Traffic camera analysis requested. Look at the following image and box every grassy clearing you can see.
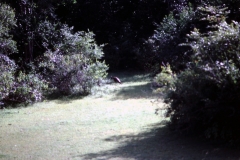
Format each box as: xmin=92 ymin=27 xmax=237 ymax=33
xmin=0 ymin=71 xmax=240 ymax=160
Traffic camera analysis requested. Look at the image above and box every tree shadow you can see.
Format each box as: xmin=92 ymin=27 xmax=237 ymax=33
xmin=110 ymin=82 xmax=160 ymax=100
xmin=75 ymin=122 xmax=240 ymax=160
xmin=45 ymin=93 xmax=86 ymax=104
xmin=108 ymin=71 xmax=152 ymax=83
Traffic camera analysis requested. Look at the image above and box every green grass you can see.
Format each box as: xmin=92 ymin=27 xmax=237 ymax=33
xmin=0 ymin=71 xmax=240 ymax=160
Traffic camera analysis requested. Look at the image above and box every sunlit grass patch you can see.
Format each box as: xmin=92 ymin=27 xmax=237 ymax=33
xmin=90 ymin=71 xmax=154 ymax=99
xmin=0 ymin=71 xmax=169 ymax=159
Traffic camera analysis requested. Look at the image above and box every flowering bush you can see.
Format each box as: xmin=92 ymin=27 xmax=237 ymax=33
xmin=39 ymin=25 xmax=108 ymax=96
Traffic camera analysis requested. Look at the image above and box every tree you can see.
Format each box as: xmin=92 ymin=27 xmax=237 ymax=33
xmin=143 ymin=5 xmax=195 ymax=73
xmin=2 ymin=0 xmax=69 ymax=68
xmin=0 ymin=3 xmax=17 ymax=104
xmin=0 ymin=1 xmax=108 ymax=105
xmin=56 ymin=0 xmax=168 ymax=70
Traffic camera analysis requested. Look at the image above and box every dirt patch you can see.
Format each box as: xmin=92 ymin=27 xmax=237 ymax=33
xmin=0 ymin=72 xmax=240 ymax=160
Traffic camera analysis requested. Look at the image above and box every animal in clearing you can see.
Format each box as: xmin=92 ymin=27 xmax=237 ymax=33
xmin=111 ymin=76 xmax=121 ymax=84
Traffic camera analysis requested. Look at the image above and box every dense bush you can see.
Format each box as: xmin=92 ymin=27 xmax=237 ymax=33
xmin=0 ymin=3 xmax=17 ymax=55
xmin=0 ymin=3 xmax=108 ymax=106
xmin=0 ymin=3 xmax=49 ymax=106
xmin=164 ymin=6 xmax=240 ymax=142
xmin=4 ymin=70 xmax=48 ymax=105
xmin=0 ymin=4 xmax=17 ymax=105
xmin=38 ymin=25 xmax=108 ymax=96
xmin=143 ymin=5 xmax=195 ymax=73
xmin=0 ymin=54 xmax=16 ymax=104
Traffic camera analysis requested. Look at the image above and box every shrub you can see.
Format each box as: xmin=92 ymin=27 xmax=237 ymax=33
xmin=0 ymin=4 xmax=17 ymax=106
xmin=0 ymin=4 xmax=50 ymax=106
xmin=152 ymin=63 xmax=175 ymax=93
xmin=143 ymin=5 xmax=195 ymax=73
xmin=0 ymin=3 xmax=17 ymax=55
xmin=39 ymin=25 xmax=108 ymax=96
xmin=4 ymin=70 xmax=49 ymax=105
xmin=165 ymin=6 xmax=240 ymax=142
xmin=0 ymin=54 xmax=16 ymax=104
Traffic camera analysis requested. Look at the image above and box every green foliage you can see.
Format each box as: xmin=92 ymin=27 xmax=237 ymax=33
xmin=152 ymin=64 xmax=175 ymax=93
xmin=0 ymin=3 xmax=17 ymax=55
xmin=5 ymin=71 xmax=49 ymax=105
xmin=0 ymin=4 xmax=17 ymax=105
xmin=39 ymin=25 xmax=108 ymax=96
xmin=0 ymin=54 xmax=16 ymax=103
xmin=144 ymin=5 xmax=195 ymax=72
xmin=37 ymin=21 xmax=62 ymax=49
xmin=1 ymin=0 xmax=67 ymax=67
xmin=165 ymin=6 xmax=240 ymax=142
xmin=0 ymin=2 xmax=108 ymax=106
xmin=56 ymin=0 xmax=169 ymax=70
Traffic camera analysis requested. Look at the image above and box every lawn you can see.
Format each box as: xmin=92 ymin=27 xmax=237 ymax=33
xmin=0 ymin=71 xmax=240 ymax=160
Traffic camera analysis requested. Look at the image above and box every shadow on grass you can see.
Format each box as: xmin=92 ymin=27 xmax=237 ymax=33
xmin=75 ymin=122 xmax=240 ymax=160
xmin=0 ymin=154 xmax=9 ymax=159
xmin=108 ymin=71 xmax=151 ymax=83
xmin=111 ymin=82 xmax=160 ymax=100
xmin=45 ymin=93 xmax=86 ymax=104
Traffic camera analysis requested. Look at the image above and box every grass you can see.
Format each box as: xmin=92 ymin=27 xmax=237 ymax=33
xmin=0 ymin=71 xmax=240 ymax=160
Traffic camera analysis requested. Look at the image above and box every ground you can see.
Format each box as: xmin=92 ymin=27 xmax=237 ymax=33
xmin=0 ymin=71 xmax=240 ymax=160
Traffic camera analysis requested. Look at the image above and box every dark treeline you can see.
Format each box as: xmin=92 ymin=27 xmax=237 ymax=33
xmin=55 ymin=0 xmax=240 ymax=70
xmin=56 ymin=0 xmax=168 ymax=70
xmin=3 ymin=0 xmax=240 ymax=70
